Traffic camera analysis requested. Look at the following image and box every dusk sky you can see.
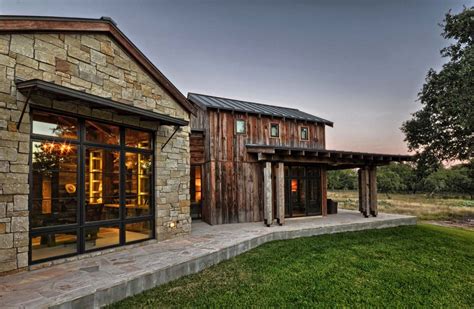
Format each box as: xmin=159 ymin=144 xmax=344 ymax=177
xmin=1 ymin=0 xmax=471 ymax=154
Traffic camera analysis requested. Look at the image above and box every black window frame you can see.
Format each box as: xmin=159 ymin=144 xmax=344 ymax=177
xmin=29 ymin=107 xmax=155 ymax=265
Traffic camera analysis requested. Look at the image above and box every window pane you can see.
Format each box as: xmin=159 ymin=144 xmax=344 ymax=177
xmin=236 ymin=120 xmax=246 ymax=134
xmin=191 ymin=165 xmax=202 ymax=203
xmin=126 ymin=220 xmax=152 ymax=243
xmin=31 ymin=141 xmax=78 ymax=227
xmin=30 ymin=198 xmax=77 ymax=228
xmin=32 ymin=141 xmax=77 ymax=172
xmin=125 ymin=129 xmax=152 ymax=149
xmin=270 ymin=124 xmax=279 ymax=137
xmin=85 ymin=225 xmax=120 ymax=251
xmin=301 ymin=127 xmax=309 ymax=140
xmin=85 ymin=148 xmax=120 ymax=221
xmin=31 ymin=231 xmax=77 ymax=261
xmin=85 ymin=120 xmax=120 ymax=145
xmin=32 ymin=111 xmax=78 ymax=139
xmin=125 ymin=152 xmax=152 ymax=217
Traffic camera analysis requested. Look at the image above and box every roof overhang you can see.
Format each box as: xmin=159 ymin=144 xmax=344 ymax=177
xmin=16 ymin=79 xmax=189 ymax=126
xmin=246 ymin=144 xmax=412 ymax=169
xmin=0 ymin=15 xmax=196 ymax=115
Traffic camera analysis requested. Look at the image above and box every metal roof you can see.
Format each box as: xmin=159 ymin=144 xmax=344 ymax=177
xmin=188 ymin=93 xmax=333 ymax=126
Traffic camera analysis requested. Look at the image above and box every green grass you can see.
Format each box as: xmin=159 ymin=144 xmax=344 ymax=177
xmin=110 ymin=225 xmax=474 ymax=308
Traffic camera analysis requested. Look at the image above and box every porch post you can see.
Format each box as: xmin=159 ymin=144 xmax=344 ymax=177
xmin=263 ymin=161 xmax=273 ymax=226
xmin=369 ymin=166 xmax=378 ymax=217
xmin=358 ymin=167 xmax=370 ymax=217
xmin=275 ymin=162 xmax=285 ymax=225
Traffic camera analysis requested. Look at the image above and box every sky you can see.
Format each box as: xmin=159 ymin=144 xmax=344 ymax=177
xmin=0 ymin=0 xmax=471 ymax=154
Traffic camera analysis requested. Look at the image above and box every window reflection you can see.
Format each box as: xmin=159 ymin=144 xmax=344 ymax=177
xmin=126 ymin=221 xmax=152 ymax=243
xmin=125 ymin=128 xmax=152 ymax=149
xmin=85 ymin=148 xmax=120 ymax=221
xmin=32 ymin=111 xmax=78 ymax=139
xmin=270 ymin=123 xmax=279 ymax=137
xmin=301 ymin=127 xmax=309 ymax=141
xmin=85 ymin=120 xmax=120 ymax=144
xmin=31 ymin=231 xmax=77 ymax=262
xmin=31 ymin=141 xmax=78 ymax=228
xmin=85 ymin=225 xmax=120 ymax=251
xmin=125 ymin=152 xmax=151 ymax=217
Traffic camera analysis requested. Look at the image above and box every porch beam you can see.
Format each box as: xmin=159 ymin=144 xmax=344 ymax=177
xmin=275 ymin=162 xmax=285 ymax=225
xmin=263 ymin=161 xmax=273 ymax=227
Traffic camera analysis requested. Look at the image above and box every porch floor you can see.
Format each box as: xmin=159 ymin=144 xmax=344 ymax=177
xmin=0 ymin=210 xmax=416 ymax=308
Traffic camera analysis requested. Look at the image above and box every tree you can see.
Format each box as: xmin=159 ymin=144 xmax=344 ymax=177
xmin=377 ymin=168 xmax=405 ymax=198
xmin=401 ymin=7 xmax=474 ymax=165
xmin=328 ymin=169 xmax=357 ymax=190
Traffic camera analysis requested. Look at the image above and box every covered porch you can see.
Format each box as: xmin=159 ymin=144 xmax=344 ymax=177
xmin=246 ymin=144 xmax=412 ymax=226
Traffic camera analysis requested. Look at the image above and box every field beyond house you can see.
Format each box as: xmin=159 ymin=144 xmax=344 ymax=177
xmin=329 ymin=191 xmax=474 ymax=227
xmin=110 ymin=225 xmax=473 ymax=308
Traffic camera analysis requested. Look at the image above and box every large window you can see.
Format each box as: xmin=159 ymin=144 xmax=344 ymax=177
xmin=30 ymin=110 xmax=154 ymax=263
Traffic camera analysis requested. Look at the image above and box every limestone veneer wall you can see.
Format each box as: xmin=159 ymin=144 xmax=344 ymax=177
xmin=0 ymin=32 xmax=191 ymax=274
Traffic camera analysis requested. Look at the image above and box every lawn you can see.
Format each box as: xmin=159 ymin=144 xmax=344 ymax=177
xmin=329 ymin=190 xmax=474 ymax=223
xmin=110 ymin=224 xmax=473 ymax=308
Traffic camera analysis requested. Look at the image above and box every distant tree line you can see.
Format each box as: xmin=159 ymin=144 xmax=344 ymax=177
xmin=327 ymin=160 xmax=473 ymax=199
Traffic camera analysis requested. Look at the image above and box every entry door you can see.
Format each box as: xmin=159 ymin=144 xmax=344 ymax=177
xmin=285 ymin=166 xmax=322 ymax=217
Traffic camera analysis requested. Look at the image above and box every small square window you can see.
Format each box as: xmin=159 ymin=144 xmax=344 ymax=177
xmin=236 ymin=119 xmax=246 ymax=134
xmin=300 ymin=127 xmax=309 ymax=141
xmin=270 ymin=124 xmax=279 ymax=137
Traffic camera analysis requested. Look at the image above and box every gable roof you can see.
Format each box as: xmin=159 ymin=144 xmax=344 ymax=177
xmin=188 ymin=93 xmax=333 ymax=126
xmin=0 ymin=15 xmax=196 ymax=115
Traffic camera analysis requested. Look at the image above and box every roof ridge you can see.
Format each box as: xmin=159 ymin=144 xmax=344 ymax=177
xmin=188 ymin=92 xmax=301 ymax=112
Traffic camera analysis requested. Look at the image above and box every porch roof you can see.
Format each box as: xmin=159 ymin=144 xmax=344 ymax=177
xmin=246 ymin=144 xmax=413 ymax=169
xmin=16 ymin=79 xmax=189 ymax=126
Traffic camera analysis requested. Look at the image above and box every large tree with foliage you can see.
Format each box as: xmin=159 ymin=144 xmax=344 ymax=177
xmin=401 ymin=7 xmax=473 ymax=165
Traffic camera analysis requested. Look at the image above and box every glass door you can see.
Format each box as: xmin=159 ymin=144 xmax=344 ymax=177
xmin=285 ymin=165 xmax=322 ymax=217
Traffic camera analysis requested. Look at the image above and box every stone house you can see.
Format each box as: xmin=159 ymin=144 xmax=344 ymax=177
xmin=0 ymin=16 xmax=195 ymax=274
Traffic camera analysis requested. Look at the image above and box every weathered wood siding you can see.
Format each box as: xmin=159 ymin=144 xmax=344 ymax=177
xmin=190 ymin=108 xmax=327 ymax=224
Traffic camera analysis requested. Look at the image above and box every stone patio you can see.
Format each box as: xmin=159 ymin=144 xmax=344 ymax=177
xmin=0 ymin=210 xmax=416 ymax=308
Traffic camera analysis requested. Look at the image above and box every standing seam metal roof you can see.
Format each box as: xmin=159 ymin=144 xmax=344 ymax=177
xmin=187 ymin=93 xmax=333 ymax=126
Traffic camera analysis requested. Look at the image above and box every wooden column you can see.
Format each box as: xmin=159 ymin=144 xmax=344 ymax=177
xmin=321 ymin=167 xmax=328 ymax=216
xmin=263 ymin=161 xmax=273 ymax=226
xmin=275 ymin=162 xmax=285 ymax=225
xmin=369 ymin=166 xmax=378 ymax=217
xmin=358 ymin=167 xmax=370 ymax=217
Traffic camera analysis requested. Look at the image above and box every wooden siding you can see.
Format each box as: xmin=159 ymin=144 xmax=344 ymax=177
xmin=190 ymin=109 xmax=327 ymax=225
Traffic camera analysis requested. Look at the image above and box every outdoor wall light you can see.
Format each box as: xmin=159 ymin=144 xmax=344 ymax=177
xmin=169 ymin=222 xmax=176 ymax=228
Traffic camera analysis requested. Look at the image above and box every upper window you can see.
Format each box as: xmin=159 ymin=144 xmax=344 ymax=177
xmin=270 ymin=123 xmax=279 ymax=138
xmin=300 ymin=127 xmax=309 ymax=141
xmin=236 ymin=119 xmax=246 ymax=134
xmin=32 ymin=111 xmax=78 ymax=139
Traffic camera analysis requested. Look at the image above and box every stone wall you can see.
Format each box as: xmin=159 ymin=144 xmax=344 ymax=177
xmin=0 ymin=32 xmax=191 ymax=274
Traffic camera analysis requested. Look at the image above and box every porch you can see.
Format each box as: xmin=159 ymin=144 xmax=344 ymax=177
xmin=0 ymin=210 xmax=415 ymax=308
xmin=248 ymin=144 xmax=412 ymax=225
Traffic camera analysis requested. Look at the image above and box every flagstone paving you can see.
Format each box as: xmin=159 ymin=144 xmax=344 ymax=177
xmin=0 ymin=210 xmax=416 ymax=308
